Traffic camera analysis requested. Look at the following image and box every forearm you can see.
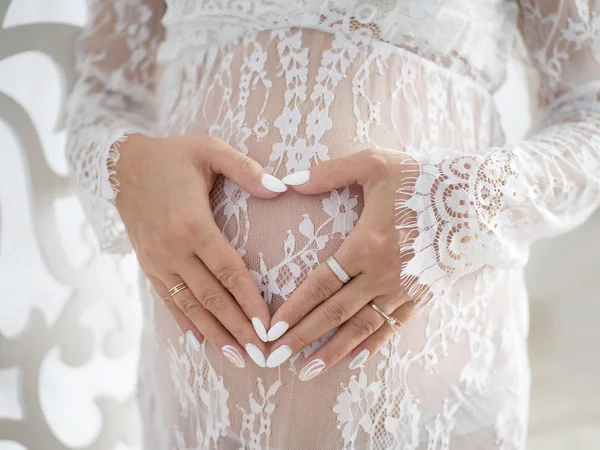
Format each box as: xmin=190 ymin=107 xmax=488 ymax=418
xmin=65 ymin=0 xmax=164 ymax=254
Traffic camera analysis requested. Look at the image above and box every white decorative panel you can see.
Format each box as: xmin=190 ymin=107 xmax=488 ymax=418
xmin=0 ymin=368 xmax=23 ymax=420
xmin=0 ymin=1 xmax=142 ymax=449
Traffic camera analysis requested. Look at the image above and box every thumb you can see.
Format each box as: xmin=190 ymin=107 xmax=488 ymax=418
xmin=280 ymin=149 xmax=378 ymax=195
xmin=207 ymin=137 xmax=287 ymax=199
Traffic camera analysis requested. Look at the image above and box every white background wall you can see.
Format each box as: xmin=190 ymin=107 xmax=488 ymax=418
xmin=0 ymin=1 xmax=599 ymax=448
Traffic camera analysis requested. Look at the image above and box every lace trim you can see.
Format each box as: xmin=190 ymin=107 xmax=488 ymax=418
xmin=395 ymin=154 xmax=442 ymax=308
xmin=395 ymin=150 xmax=518 ymax=308
xmin=106 ymin=131 xmax=144 ymax=203
xmin=85 ymin=129 xmax=139 ymax=255
xmin=106 ymin=133 xmax=128 ymax=202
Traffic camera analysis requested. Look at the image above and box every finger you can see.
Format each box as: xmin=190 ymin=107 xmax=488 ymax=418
xmin=266 ymin=274 xmax=380 ymax=368
xmin=165 ymin=264 xmax=268 ymax=366
xmin=348 ymin=301 xmax=415 ymax=370
xmin=280 ymin=148 xmax=411 ymax=194
xmin=295 ymin=296 xmax=399 ymax=381
xmin=205 ymin=136 xmax=287 ymax=197
xmin=165 ymin=257 xmax=267 ymax=354
xmin=267 ymin=238 xmax=363 ymax=342
xmin=146 ymin=273 xmax=204 ymax=342
xmin=193 ymin=219 xmax=271 ymax=343
xmin=157 ymin=274 xmax=249 ymax=368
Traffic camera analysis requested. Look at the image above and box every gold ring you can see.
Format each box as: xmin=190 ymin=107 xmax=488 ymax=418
xmin=369 ymin=301 xmax=398 ymax=327
xmin=169 ymin=281 xmax=188 ymax=296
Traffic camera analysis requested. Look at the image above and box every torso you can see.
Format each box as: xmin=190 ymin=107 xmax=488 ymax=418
xmin=137 ymin=5 xmax=530 ymax=449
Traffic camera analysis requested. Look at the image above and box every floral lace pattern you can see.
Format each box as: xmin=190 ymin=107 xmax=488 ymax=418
xmin=66 ymin=1 xmax=600 ymax=449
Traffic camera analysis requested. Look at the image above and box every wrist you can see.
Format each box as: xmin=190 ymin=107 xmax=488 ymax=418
xmin=111 ymin=132 xmax=155 ymax=174
xmin=107 ymin=132 xmax=153 ymax=206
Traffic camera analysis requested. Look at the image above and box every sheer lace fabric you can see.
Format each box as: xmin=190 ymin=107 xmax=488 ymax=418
xmin=65 ymin=1 xmax=600 ymax=449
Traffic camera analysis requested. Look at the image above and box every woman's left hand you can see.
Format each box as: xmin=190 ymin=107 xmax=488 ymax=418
xmin=264 ymin=148 xmax=420 ymax=380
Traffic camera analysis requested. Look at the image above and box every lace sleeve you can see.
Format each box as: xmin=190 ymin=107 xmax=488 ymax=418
xmin=398 ymin=0 xmax=600 ymax=306
xmin=65 ymin=0 xmax=165 ymax=254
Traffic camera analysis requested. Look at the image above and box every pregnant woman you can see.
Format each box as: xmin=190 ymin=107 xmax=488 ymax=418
xmin=66 ymin=1 xmax=600 ymax=448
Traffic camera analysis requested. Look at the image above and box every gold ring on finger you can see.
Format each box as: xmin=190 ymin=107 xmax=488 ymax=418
xmin=169 ymin=281 xmax=188 ymax=297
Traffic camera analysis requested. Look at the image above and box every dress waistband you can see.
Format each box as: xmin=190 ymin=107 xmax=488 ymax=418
xmin=158 ymin=24 xmax=498 ymax=99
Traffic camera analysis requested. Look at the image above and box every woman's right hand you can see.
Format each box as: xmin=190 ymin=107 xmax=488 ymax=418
xmin=113 ymin=134 xmax=288 ymax=368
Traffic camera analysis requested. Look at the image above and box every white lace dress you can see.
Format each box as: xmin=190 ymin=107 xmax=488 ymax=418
xmin=66 ymin=1 xmax=600 ymax=449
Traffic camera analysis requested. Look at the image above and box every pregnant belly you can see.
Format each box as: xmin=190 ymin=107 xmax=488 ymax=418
xmin=157 ymin=27 xmax=499 ymax=313
xmin=148 ymin=29 xmax=513 ymax=448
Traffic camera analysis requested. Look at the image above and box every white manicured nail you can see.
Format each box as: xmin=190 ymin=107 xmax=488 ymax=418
xmin=222 ymin=345 xmax=245 ymax=368
xmin=266 ymin=345 xmax=292 ymax=368
xmin=245 ymin=343 xmax=266 ymax=367
xmin=261 ymin=174 xmax=288 ymax=193
xmin=349 ymin=349 xmax=370 ymax=369
xmin=299 ymin=359 xmax=326 ymax=381
xmin=185 ymin=330 xmax=201 ymax=350
xmin=252 ymin=318 xmax=268 ymax=342
xmin=267 ymin=321 xmax=289 ymax=341
xmin=281 ymin=171 xmax=310 ymax=185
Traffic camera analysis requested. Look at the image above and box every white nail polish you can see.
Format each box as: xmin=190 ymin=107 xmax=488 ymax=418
xmin=261 ymin=174 xmax=288 ymax=193
xmin=245 ymin=343 xmax=266 ymax=367
xmin=222 ymin=345 xmax=246 ymax=368
xmin=266 ymin=345 xmax=292 ymax=368
xmin=252 ymin=318 xmax=268 ymax=342
xmin=299 ymin=359 xmax=326 ymax=381
xmin=185 ymin=330 xmax=201 ymax=350
xmin=349 ymin=349 xmax=370 ymax=370
xmin=267 ymin=321 xmax=289 ymax=341
xmin=281 ymin=171 xmax=310 ymax=186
